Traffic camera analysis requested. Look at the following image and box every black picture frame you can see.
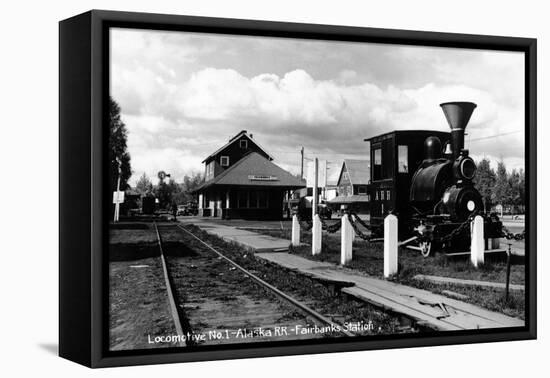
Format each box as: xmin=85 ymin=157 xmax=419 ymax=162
xmin=59 ymin=9 xmax=537 ymax=368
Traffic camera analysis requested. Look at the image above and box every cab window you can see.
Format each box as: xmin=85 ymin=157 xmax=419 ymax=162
xmin=398 ymin=145 xmax=408 ymax=173
xmin=373 ymin=147 xmax=382 ymax=180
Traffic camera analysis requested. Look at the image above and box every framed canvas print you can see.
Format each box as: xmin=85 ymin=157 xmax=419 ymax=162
xmin=59 ymin=10 xmax=537 ymax=368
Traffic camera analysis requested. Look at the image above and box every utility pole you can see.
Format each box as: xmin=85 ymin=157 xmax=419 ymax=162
xmin=322 ymin=160 xmax=328 ymax=200
xmin=312 ymin=157 xmax=321 ymax=255
xmin=300 ymin=146 xmax=304 ymax=179
xmin=114 ymin=158 xmax=121 ymax=222
xmin=313 ymin=157 xmax=318 ymax=217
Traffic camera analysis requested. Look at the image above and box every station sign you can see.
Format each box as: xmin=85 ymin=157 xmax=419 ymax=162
xmin=306 ymin=159 xmax=328 ymax=188
xmin=248 ymin=175 xmax=279 ymax=181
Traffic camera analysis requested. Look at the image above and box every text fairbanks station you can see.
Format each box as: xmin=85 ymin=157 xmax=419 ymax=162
xmin=194 ymin=130 xmax=305 ymax=220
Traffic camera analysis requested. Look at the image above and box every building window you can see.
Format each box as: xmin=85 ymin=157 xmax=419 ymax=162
xmin=258 ymin=191 xmax=268 ymax=208
xmin=375 ymin=191 xmax=379 ymax=200
xmin=398 ymin=145 xmax=408 ymax=173
xmin=220 ymin=156 xmax=229 ymax=167
xmin=358 ymin=186 xmax=367 ymax=195
xmin=249 ymin=191 xmax=258 ymax=208
xmin=380 ymin=190 xmax=385 ymax=200
xmin=237 ymin=191 xmax=248 ymax=208
xmin=386 ymin=190 xmax=391 ymax=201
xmin=240 ymin=139 xmax=248 ymax=149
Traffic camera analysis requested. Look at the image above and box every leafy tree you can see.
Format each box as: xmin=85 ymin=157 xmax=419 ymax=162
xmin=109 ymin=97 xmax=131 ymax=191
xmin=155 ymin=178 xmax=176 ymax=209
xmin=135 ymin=173 xmax=153 ymax=195
xmin=493 ymin=160 xmax=513 ymax=208
xmin=473 ymin=158 xmax=496 ymax=212
xmin=473 ymin=158 xmax=525 ymax=214
xmin=508 ymin=169 xmax=525 ymax=212
xmin=148 ymin=172 xmax=205 ymax=209
xmin=517 ymin=169 xmax=526 ymax=205
xmin=181 ymin=172 xmax=205 ymax=203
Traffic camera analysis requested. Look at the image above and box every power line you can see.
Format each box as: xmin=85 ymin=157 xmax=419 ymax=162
xmin=468 ymin=131 xmax=521 ymax=142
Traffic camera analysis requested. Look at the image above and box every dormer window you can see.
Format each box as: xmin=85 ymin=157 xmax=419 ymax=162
xmin=220 ymin=156 xmax=229 ymax=167
xmin=239 ymin=139 xmax=248 ymax=149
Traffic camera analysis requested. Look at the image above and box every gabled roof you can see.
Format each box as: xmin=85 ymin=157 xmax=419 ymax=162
xmin=201 ymin=130 xmax=274 ymax=163
xmin=195 ymin=152 xmax=306 ymax=191
xmin=337 ymin=159 xmax=370 ymax=186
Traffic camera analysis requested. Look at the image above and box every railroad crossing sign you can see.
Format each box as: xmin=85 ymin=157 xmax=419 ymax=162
xmin=112 ymin=191 xmax=125 ymax=204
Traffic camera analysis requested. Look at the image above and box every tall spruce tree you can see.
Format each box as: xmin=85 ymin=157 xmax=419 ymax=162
xmin=135 ymin=173 xmax=153 ymax=195
xmin=109 ymin=97 xmax=132 ymax=192
xmin=473 ymin=158 xmax=496 ymax=212
xmin=493 ymin=160 xmax=512 ymax=209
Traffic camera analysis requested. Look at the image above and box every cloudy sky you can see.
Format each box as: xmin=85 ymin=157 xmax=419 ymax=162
xmin=110 ymin=27 xmax=525 ymax=186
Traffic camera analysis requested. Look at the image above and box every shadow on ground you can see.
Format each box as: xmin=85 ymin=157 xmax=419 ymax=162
xmin=38 ymin=343 xmax=58 ymax=356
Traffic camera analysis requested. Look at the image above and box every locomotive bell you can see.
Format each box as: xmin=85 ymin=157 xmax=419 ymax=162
xmin=443 ymin=142 xmax=452 ymax=156
xmin=440 ymin=102 xmax=477 ymax=160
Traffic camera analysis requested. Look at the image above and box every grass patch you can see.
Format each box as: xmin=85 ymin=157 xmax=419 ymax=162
xmin=251 ymin=228 xmax=525 ymax=319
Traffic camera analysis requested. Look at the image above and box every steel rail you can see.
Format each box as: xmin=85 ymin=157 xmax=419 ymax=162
xmin=174 ymin=224 xmax=356 ymax=337
xmin=153 ymin=222 xmax=186 ymax=346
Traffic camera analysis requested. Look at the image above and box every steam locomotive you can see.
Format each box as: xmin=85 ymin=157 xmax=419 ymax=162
xmin=365 ymin=102 xmax=502 ymax=255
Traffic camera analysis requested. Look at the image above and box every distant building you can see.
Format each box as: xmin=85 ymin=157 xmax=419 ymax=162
xmin=304 ymin=159 xmax=338 ymax=202
xmin=194 ymin=130 xmax=305 ymax=219
xmin=336 ymin=159 xmax=370 ymax=197
xmin=328 ymin=159 xmax=371 ymax=213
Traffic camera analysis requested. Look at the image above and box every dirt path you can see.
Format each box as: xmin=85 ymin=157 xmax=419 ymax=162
xmin=109 ymin=256 xmax=177 ymax=351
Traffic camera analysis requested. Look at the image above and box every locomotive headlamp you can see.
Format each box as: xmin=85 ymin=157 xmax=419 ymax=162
xmin=452 ymin=150 xmax=477 ymax=182
xmin=459 ymin=157 xmax=477 ymax=180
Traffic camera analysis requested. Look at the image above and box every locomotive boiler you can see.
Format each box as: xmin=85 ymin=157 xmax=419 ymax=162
xmin=410 ymin=102 xmax=483 ymax=221
xmin=365 ymin=101 xmax=502 ymax=256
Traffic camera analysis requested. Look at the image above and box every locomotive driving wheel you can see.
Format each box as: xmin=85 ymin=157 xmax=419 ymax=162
xmin=420 ymin=241 xmax=432 ymax=258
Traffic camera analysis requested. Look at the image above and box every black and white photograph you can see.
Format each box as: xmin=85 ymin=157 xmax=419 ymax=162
xmin=2 ymin=0 xmax=547 ymax=375
xmin=107 ymin=26 xmax=529 ymax=352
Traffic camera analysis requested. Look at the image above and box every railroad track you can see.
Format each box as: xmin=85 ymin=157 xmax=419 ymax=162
xmin=153 ymin=222 xmax=355 ymax=346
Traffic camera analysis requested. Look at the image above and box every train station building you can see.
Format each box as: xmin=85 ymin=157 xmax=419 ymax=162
xmin=194 ymin=130 xmax=305 ymax=220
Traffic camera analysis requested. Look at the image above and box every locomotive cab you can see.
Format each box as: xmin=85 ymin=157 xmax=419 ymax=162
xmin=364 ymin=129 xmax=451 ymax=235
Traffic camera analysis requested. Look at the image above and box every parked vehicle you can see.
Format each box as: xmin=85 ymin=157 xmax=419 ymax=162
xmin=177 ymin=202 xmax=199 ymax=216
xmin=290 ymin=188 xmax=332 ymax=220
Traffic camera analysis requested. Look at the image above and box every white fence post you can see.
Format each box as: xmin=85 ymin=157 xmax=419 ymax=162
xmin=384 ymin=214 xmax=398 ymax=278
xmin=470 ymin=215 xmax=485 ymax=267
xmin=291 ymin=215 xmax=301 ymax=246
xmin=341 ymin=214 xmax=353 ymax=265
xmin=312 ymin=214 xmax=322 ymax=255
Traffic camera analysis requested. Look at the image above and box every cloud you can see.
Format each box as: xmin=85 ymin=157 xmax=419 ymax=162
xmin=110 ymin=29 xmax=525 ymax=185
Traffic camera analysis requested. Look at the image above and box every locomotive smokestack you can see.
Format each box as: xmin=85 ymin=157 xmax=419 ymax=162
xmin=440 ymin=101 xmax=477 ymax=160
